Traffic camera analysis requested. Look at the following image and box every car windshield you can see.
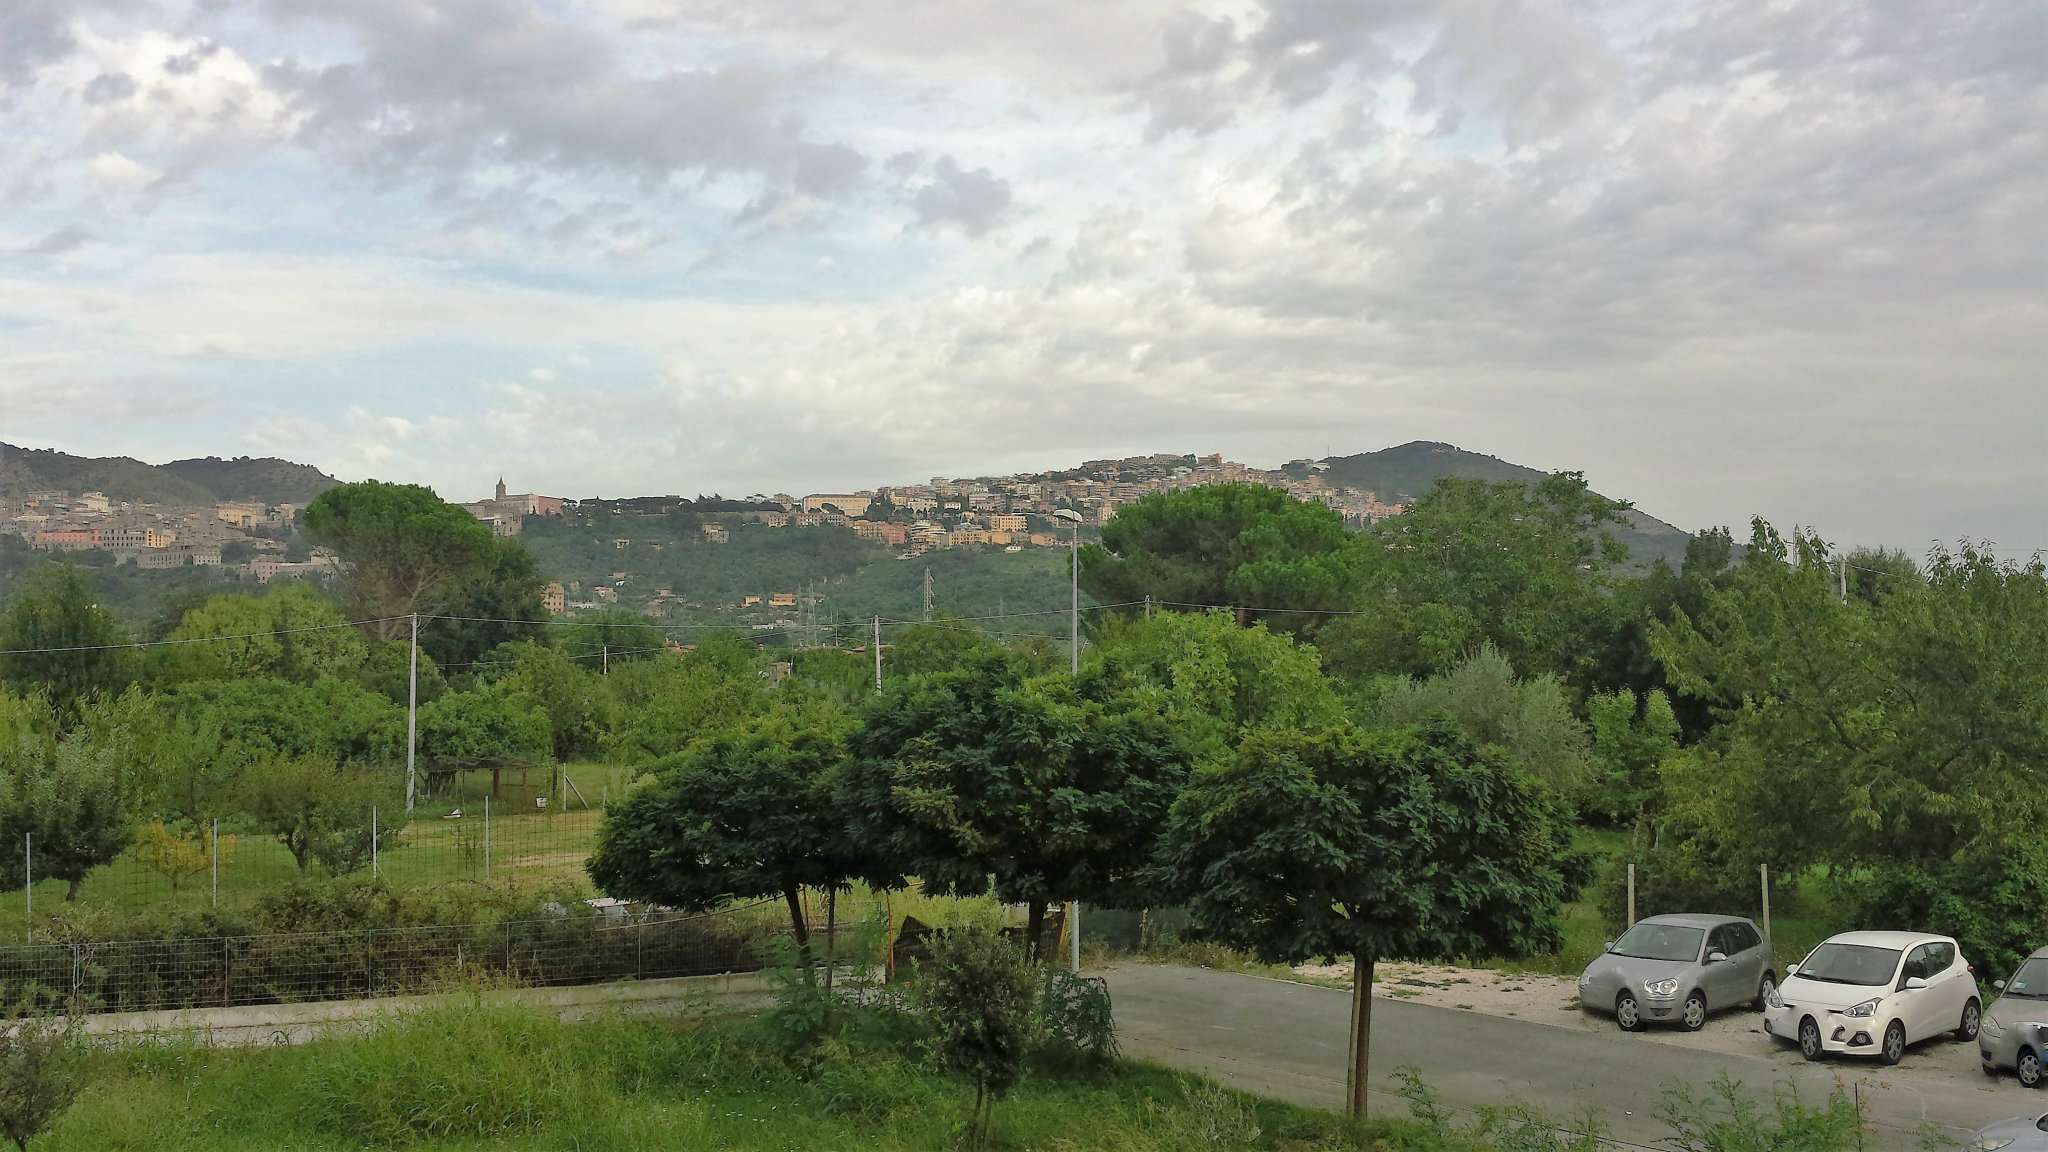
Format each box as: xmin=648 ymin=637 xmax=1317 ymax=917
xmin=1611 ymin=923 xmax=1704 ymax=962
xmin=1796 ymin=943 xmax=1902 ymax=987
xmin=2003 ymin=958 xmax=2048 ymax=1000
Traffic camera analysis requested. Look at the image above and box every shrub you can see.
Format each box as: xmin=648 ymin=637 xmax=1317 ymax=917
xmin=0 ymin=1014 xmax=87 ymax=1152
xmin=921 ymin=919 xmax=1036 ymax=1150
xmin=1028 ymin=968 xmax=1117 ymax=1074
xmin=1659 ymin=1073 xmax=1863 ymax=1152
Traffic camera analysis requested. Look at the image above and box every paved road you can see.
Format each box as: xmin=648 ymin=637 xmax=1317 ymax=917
xmin=1105 ymin=964 xmax=2029 ymax=1148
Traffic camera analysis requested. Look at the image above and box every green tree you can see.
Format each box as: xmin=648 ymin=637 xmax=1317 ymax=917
xmin=420 ymin=537 xmax=546 ymax=668
xmin=416 ymin=687 xmax=552 ymax=766
xmin=0 ymin=732 xmax=135 ymax=901
xmin=588 ymin=704 xmax=875 ymax=958
xmin=482 ymin=642 xmax=607 ymax=762
xmin=1583 ymin=687 xmax=1680 ymax=825
xmin=1087 ymin=610 xmax=1344 ymax=766
xmin=845 ymin=650 xmax=1186 ymax=960
xmin=243 ymin=759 xmax=406 ymax=875
xmin=1319 ymin=473 xmax=1630 ymax=689
xmin=302 ymin=481 xmax=495 ymax=641
xmin=921 ymin=917 xmax=1036 ymax=1150
xmin=1369 ymin=644 xmax=1595 ymax=806
xmin=1160 ymin=721 xmax=1574 ymax=1116
xmin=602 ymin=642 xmax=771 ymax=763
xmin=153 ymin=584 xmax=367 ymax=684
xmin=0 ymin=1014 xmax=88 ymax=1152
xmin=545 ymin=611 xmax=668 ymax=666
xmin=1079 ymin=485 xmax=1367 ymax=631
xmin=0 ymin=567 xmax=132 ymax=716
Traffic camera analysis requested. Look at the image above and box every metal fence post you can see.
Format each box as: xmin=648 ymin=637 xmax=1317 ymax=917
xmin=23 ymin=833 xmax=30 ymax=944
xmin=371 ymin=806 xmax=379 ymax=880
xmin=210 ymin=819 xmax=219 ymax=910
xmin=221 ymin=936 xmax=231 ymax=1008
xmin=483 ymin=796 xmax=491 ymax=881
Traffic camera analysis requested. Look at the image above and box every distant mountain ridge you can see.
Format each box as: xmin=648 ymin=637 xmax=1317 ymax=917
xmin=1288 ymin=441 xmax=1693 ymax=566
xmin=0 ymin=443 xmax=340 ymax=506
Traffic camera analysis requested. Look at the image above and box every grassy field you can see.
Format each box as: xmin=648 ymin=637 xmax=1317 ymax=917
xmin=37 ymin=1003 xmax=1376 ymax=1152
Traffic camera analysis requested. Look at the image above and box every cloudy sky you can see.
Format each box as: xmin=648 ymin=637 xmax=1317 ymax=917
xmin=1 ymin=0 xmax=2042 ymax=550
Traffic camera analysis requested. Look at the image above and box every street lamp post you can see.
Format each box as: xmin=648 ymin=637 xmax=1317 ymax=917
xmin=1050 ymin=508 xmax=1084 ymax=971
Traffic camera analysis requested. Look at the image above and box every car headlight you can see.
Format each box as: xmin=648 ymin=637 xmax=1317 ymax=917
xmin=1971 ymin=1138 xmax=2013 ymax=1152
xmin=1767 ymin=985 xmax=1784 ymax=1009
xmin=1981 ymin=1015 xmax=2002 ymax=1036
xmin=1645 ymin=978 xmax=1680 ymax=998
xmin=1843 ymin=998 xmax=1881 ymax=1019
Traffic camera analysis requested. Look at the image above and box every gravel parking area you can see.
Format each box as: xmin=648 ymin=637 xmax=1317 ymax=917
xmin=1295 ymin=960 xmax=2011 ymax=1093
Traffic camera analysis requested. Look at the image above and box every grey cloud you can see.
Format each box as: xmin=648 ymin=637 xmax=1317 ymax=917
xmin=908 ymin=156 xmax=1012 ymax=235
xmin=163 ymin=40 xmax=223 ymax=76
xmin=83 ymin=72 xmax=139 ymax=105
xmin=262 ymin=0 xmax=866 ymax=213
xmin=18 ymin=225 xmax=94 ymax=255
xmin=0 ymin=1 xmax=79 ymax=88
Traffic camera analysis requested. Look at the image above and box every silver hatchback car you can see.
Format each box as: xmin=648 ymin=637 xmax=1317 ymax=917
xmin=1579 ymin=914 xmax=1775 ymax=1031
xmin=1982 ymin=948 xmax=2048 ymax=1086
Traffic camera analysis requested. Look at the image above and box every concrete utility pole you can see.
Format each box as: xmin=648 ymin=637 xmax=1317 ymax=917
xmin=1838 ymin=553 xmax=1848 ymax=603
xmin=1052 ymin=508 xmax=1086 ymax=972
xmin=405 ymin=613 xmax=419 ymax=812
xmin=873 ymin=616 xmax=882 ymax=689
xmin=922 ymin=567 xmax=933 ymax=621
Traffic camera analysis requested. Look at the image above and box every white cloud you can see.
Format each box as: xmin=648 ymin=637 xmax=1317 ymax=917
xmin=87 ymin=150 xmax=157 ymax=190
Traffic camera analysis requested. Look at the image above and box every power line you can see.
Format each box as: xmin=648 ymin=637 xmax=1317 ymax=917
xmin=0 ymin=616 xmax=406 ymax=657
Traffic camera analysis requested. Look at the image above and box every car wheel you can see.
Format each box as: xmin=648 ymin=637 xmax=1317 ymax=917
xmin=1799 ymin=1017 xmax=1824 ymax=1062
xmin=1957 ymin=999 xmax=1981 ymax=1042
xmin=1880 ymin=1021 xmax=1906 ymax=1066
xmin=1755 ymin=971 xmax=1777 ymax=1011
xmin=1615 ymin=992 xmax=1642 ymax=1032
xmin=1682 ymin=990 xmax=1708 ymax=1032
xmin=2021 ymin=1048 xmax=2043 ymax=1089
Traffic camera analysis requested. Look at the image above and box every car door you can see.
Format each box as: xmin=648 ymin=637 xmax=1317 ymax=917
xmin=1732 ymin=921 xmax=1765 ymax=994
xmin=1704 ymin=925 xmax=1742 ymax=1005
xmin=1895 ymin=944 xmax=1939 ymax=1041
xmin=1926 ymin=941 xmax=1968 ymax=1031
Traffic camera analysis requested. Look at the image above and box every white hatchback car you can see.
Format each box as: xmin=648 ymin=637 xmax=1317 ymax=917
xmin=1763 ymin=931 xmax=1981 ymax=1064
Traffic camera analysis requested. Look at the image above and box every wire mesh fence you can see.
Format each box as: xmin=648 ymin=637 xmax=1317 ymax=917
xmin=0 ymin=900 xmax=793 ymax=1015
xmin=0 ymin=762 xmax=635 ymax=940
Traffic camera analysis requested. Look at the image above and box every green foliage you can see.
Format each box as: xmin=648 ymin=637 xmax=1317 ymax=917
xmin=1081 ymin=485 xmax=1367 ymax=632
xmin=1648 ymin=524 xmax=2048 ymax=967
xmin=543 ymin=610 xmax=667 ymax=665
xmin=1320 ymin=473 xmax=1629 ymax=689
xmin=0 ymin=728 xmax=136 ymax=901
xmin=481 ymin=641 xmax=607 ymax=761
xmin=0 ymin=1014 xmax=87 ymax=1152
xmin=1028 ymin=968 xmax=1118 ymax=1075
xmin=152 ymin=584 xmax=366 ymax=684
xmin=419 ymin=537 xmax=546 ymax=668
xmin=1161 ymin=720 xmax=1574 ymax=968
xmin=1582 ymin=688 xmax=1679 ymax=825
xmin=846 ymin=650 xmax=1188 ymax=957
xmin=1369 ymin=644 xmax=1594 ymax=807
xmin=1088 ymin=611 xmax=1344 ymax=766
xmin=416 ymin=687 xmax=551 ymax=766
xmin=1833 ymin=849 xmax=2048 ymax=980
xmin=920 ymin=918 xmax=1037 ymax=1148
xmin=588 ymin=704 xmax=874 ymax=945
xmin=1658 ymin=1074 xmax=1864 ymax=1152
xmin=601 ymin=642 xmax=772 ymax=762
xmin=302 ymin=481 xmax=496 ymax=637
xmin=0 ymin=567 xmax=132 ymax=717
xmin=242 ymin=760 xmax=407 ymax=876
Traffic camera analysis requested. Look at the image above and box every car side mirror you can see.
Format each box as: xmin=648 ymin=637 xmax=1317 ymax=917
xmin=1996 ymin=979 xmax=2008 ymax=992
xmin=1707 ymin=951 xmax=1728 ymax=965
xmin=1786 ymin=964 xmax=1799 ymax=976
xmin=1603 ymin=940 xmax=1615 ymax=953
xmin=1904 ymin=976 xmax=1929 ymax=991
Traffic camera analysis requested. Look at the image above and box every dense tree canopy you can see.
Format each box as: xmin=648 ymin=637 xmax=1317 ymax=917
xmin=0 ymin=566 xmax=132 ymax=716
xmin=1080 ymin=485 xmax=1367 ymax=631
xmin=302 ymin=481 xmax=496 ymax=640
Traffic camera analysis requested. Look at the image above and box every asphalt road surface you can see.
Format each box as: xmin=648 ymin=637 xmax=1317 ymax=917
xmin=1105 ymin=964 xmax=2031 ymax=1148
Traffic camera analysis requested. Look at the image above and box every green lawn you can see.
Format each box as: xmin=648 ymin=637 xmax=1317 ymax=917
xmin=37 ymin=1003 xmax=1376 ymax=1152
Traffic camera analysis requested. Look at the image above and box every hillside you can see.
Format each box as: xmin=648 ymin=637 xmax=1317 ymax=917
xmin=1292 ymin=441 xmax=1693 ymax=567
xmin=0 ymin=443 xmax=338 ymax=506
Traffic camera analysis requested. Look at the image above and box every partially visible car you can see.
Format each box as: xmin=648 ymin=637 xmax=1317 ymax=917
xmin=1966 ymin=1112 xmax=2048 ymax=1152
xmin=1981 ymin=947 xmax=2048 ymax=1087
xmin=1763 ymin=931 xmax=1980 ymax=1064
xmin=1578 ymin=914 xmax=1774 ymax=1032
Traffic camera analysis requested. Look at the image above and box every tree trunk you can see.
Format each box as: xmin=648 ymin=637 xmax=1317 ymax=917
xmin=783 ymin=886 xmax=814 ymax=969
xmin=65 ymin=876 xmax=81 ymax=902
xmin=823 ymin=889 xmax=837 ymax=994
xmin=1346 ymin=954 xmax=1375 ymax=1118
xmin=1025 ymin=900 xmax=1046 ymax=964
